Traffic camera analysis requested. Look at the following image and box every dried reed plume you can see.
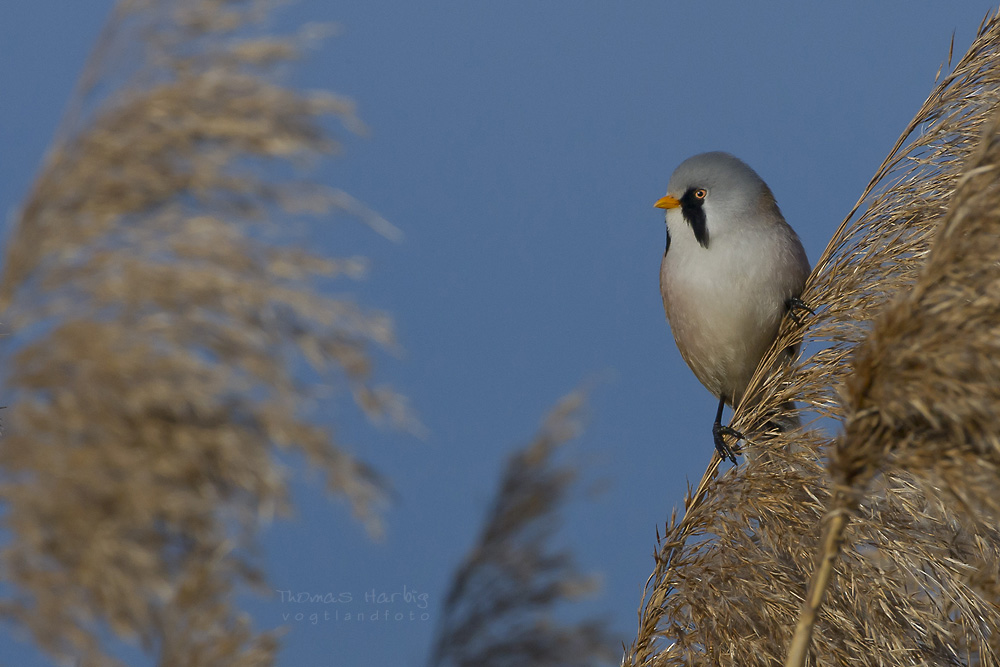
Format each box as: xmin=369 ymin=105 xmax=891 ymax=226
xmin=627 ymin=10 xmax=1000 ymax=667
xmin=0 ymin=0 xmax=412 ymax=664
xmin=428 ymin=391 xmax=618 ymax=667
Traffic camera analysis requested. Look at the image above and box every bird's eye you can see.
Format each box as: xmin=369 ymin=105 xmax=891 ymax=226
xmin=693 ymin=189 xmax=708 ymax=199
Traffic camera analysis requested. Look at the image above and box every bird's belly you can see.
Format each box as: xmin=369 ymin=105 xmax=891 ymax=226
xmin=662 ymin=258 xmax=785 ymax=405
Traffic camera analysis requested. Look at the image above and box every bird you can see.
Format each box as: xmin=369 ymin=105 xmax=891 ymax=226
xmin=654 ymin=152 xmax=810 ymax=463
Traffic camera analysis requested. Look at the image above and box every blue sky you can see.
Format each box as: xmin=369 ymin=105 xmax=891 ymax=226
xmin=0 ymin=2 xmax=995 ymax=665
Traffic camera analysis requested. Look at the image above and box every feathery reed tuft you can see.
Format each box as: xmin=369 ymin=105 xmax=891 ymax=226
xmin=0 ymin=0 xmax=411 ymax=664
xmin=627 ymin=10 xmax=1000 ymax=666
xmin=428 ymin=391 xmax=618 ymax=667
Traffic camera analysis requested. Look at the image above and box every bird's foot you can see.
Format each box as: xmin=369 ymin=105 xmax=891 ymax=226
xmin=712 ymin=422 xmax=743 ymax=464
xmin=786 ymin=296 xmax=815 ymax=326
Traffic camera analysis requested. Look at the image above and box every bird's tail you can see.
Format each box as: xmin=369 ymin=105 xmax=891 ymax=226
xmin=763 ymin=400 xmax=800 ymax=434
xmin=732 ymin=398 xmax=802 ymax=464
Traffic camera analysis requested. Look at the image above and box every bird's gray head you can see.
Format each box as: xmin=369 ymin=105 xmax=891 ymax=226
xmin=654 ymin=151 xmax=779 ymax=249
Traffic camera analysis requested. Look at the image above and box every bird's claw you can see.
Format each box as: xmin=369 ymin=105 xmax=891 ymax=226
xmin=786 ymin=296 xmax=815 ymax=326
xmin=712 ymin=422 xmax=743 ymax=464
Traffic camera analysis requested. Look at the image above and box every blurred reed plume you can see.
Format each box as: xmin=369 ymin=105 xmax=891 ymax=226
xmin=627 ymin=10 xmax=1000 ymax=667
xmin=0 ymin=0 xmax=413 ymax=664
xmin=428 ymin=390 xmax=618 ymax=667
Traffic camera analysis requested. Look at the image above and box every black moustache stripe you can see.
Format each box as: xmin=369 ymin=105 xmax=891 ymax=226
xmin=681 ymin=189 xmax=709 ymax=248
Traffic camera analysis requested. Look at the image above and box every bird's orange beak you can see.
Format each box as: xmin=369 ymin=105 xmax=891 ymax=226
xmin=654 ymin=195 xmax=681 ymax=210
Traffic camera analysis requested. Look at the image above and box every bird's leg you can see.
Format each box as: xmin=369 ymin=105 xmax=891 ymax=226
xmin=785 ymin=296 xmax=815 ymax=326
xmin=712 ymin=395 xmax=743 ymax=464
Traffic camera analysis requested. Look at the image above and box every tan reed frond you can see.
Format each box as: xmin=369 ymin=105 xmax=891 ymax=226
xmin=428 ymin=390 xmax=618 ymax=667
xmin=788 ymin=109 xmax=1000 ymax=667
xmin=627 ymin=10 xmax=1000 ymax=666
xmin=0 ymin=0 xmax=411 ymax=664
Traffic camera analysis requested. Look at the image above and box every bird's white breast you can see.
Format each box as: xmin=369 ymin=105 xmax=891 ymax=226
xmin=660 ymin=209 xmax=800 ymax=406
